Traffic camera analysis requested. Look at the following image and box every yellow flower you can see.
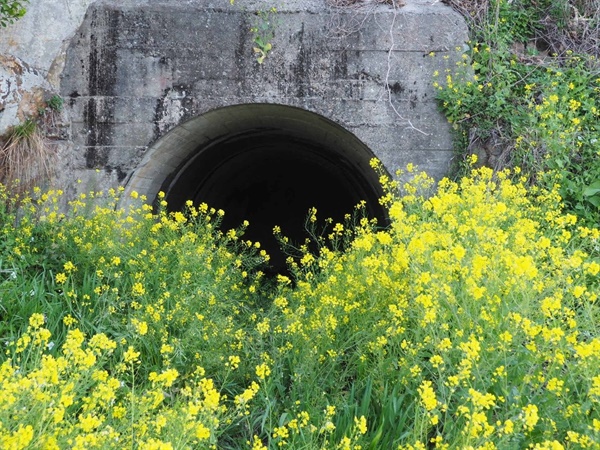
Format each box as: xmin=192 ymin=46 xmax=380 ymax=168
xmin=354 ymin=415 xmax=368 ymax=434
xmin=55 ymin=272 xmax=67 ymax=284
xmin=251 ymin=436 xmax=268 ymax=450
xmin=112 ymin=406 xmax=127 ymax=419
xmin=88 ymin=333 xmax=117 ymax=353
xmin=338 ymin=437 xmax=352 ymax=450
xmin=589 ymin=375 xmax=600 ymax=397
xmin=172 ymin=211 xmax=187 ymax=224
xmin=430 ymin=355 xmax=444 ymax=368
xmin=572 ymin=285 xmax=586 ymax=299
xmin=256 ymin=318 xmax=270 ymax=335
xmin=78 ymin=413 xmax=102 ymax=433
xmin=228 ymin=355 xmax=241 ymax=370
xmin=256 ymin=363 xmax=271 ymax=380
xmin=273 ymin=425 xmax=289 ymax=440
xmin=28 ymin=313 xmax=45 ymax=329
xmin=132 ymin=318 xmax=148 ymax=336
xmin=140 ymin=439 xmax=174 ymax=450
xmin=123 ymin=346 xmax=141 ymax=364
xmin=499 ymin=331 xmax=513 ymax=343
xmin=546 ymin=378 xmax=564 ymax=395
xmin=132 ymin=282 xmax=146 ymax=296
xmin=522 ymin=404 xmax=539 ymax=432
xmin=418 ymin=380 xmax=437 ymax=411
xmin=2 ymin=424 xmax=34 ymax=448
xmin=149 ymin=369 xmax=179 ymax=391
xmin=235 ymin=381 xmax=260 ymax=405
xmin=160 ymin=344 xmax=174 ymax=355
xmin=585 ymin=261 xmax=600 ymax=276
xmin=468 ymin=388 xmax=496 ymax=410
xmin=195 ymin=423 xmax=211 ymax=440
xmin=63 ymin=314 xmax=78 ymax=326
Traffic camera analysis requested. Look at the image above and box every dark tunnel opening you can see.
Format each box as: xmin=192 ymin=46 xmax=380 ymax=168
xmin=125 ymin=104 xmax=389 ymax=275
xmin=161 ymin=131 xmax=387 ymax=273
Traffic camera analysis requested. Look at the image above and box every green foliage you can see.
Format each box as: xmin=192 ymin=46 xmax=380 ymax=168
xmin=46 ymin=94 xmax=64 ymax=112
xmin=435 ymin=0 xmax=600 ymax=226
xmin=519 ymin=58 xmax=600 ymax=222
xmin=251 ymin=8 xmax=277 ymax=64
xmin=227 ymin=1 xmax=277 ymax=64
xmin=0 ymin=0 xmax=28 ymax=27
xmin=490 ymin=0 xmax=538 ymax=45
xmin=5 ymin=118 xmax=36 ymax=140
xmin=1 ymin=165 xmax=599 ymax=448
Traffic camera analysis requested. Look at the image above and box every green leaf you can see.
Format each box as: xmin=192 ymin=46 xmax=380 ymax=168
xmin=583 ymin=180 xmax=600 ymax=197
xmin=586 ymin=195 xmax=600 ymax=208
xmin=0 ymin=0 xmax=28 ymax=27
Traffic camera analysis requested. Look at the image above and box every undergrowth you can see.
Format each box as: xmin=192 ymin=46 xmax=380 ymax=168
xmin=1 ymin=161 xmax=599 ymax=448
xmin=1 ymin=1 xmax=599 ymax=448
xmin=437 ymin=0 xmax=600 ymax=226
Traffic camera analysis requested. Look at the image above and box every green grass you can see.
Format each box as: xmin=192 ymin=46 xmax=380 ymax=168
xmin=1 ymin=165 xmax=599 ymax=449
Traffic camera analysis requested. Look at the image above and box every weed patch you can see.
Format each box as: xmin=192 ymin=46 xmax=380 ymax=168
xmin=1 ymin=163 xmax=599 ymax=448
xmin=437 ymin=0 xmax=600 ymax=226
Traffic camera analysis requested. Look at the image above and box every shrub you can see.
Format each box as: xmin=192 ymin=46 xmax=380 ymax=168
xmin=437 ymin=0 xmax=600 ymax=226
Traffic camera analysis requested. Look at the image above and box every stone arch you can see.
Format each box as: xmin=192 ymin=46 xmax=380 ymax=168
xmin=123 ymin=103 xmax=388 ymax=271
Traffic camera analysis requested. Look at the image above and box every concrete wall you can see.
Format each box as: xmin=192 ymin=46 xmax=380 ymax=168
xmin=0 ymin=0 xmax=94 ymax=125
xmin=1 ymin=0 xmax=468 ymax=199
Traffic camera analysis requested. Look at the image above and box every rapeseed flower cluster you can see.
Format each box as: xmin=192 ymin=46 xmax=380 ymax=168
xmin=434 ymin=35 xmax=600 ymax=227
xmin=260 ymin=162 xmax=599 ymax=448
xmin=0 ymin=186 xmax=267 ymax=448
xmin=1 ymin=161 xmax=599 ymax=448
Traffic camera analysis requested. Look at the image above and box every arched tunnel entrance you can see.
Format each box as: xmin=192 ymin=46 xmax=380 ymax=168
xmin=124 ymin=104 xmax=389 ymax=274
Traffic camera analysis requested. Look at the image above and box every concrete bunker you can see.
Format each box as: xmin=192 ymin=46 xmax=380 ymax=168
xmin=1 ymin=0 xmax=469 ymax=233
xmin=124 ymin=104 xmax=388 ymax=272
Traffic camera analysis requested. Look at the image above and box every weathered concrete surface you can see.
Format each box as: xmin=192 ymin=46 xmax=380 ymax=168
xmin=0 ymin=55 xmax=51 ymax=130
xmin=1 ymin=0 xmax=468 ymax=199
xmin=0 ymin=0 xmax=95 ymax=84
